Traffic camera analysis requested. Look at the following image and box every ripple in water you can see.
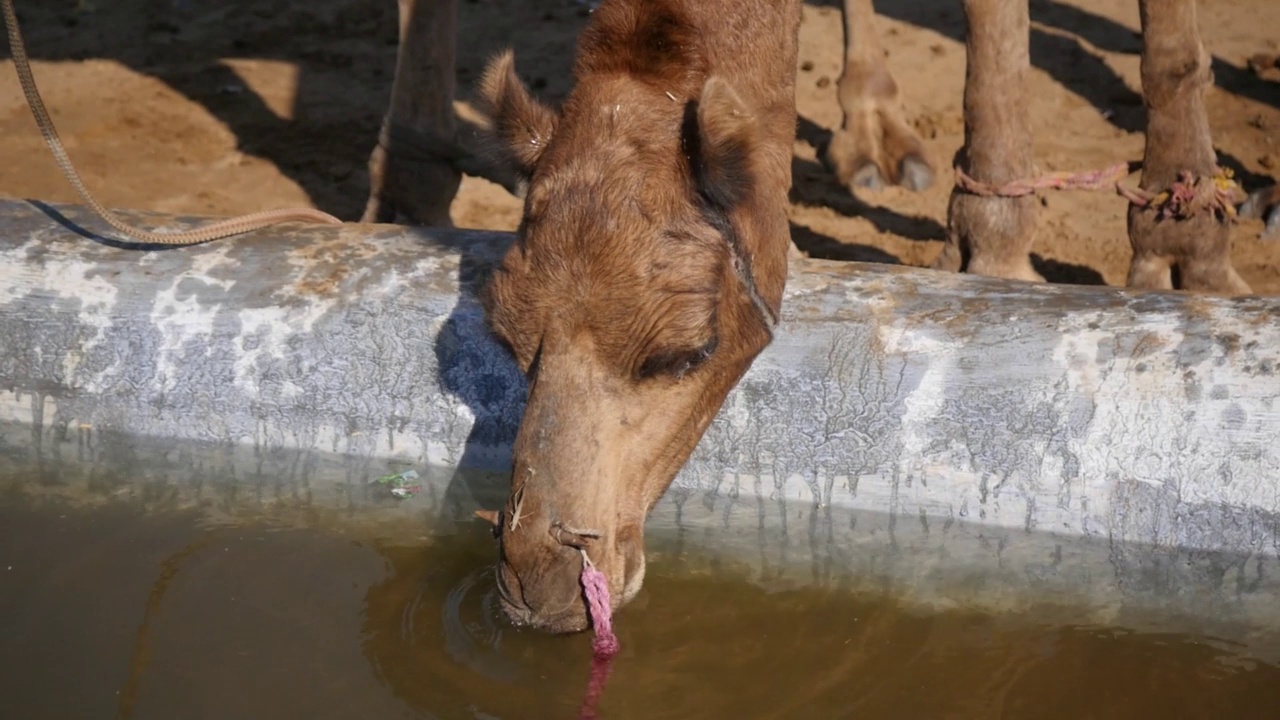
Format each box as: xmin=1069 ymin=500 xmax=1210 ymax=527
xmin=437 ymin=564 xmax=520 ymax=682
xmin=362 ymin=533 xmax=596 ymax=719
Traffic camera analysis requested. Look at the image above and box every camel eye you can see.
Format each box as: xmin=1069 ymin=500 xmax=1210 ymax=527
xmin=637 ymin=335 xmax=719 ymax=380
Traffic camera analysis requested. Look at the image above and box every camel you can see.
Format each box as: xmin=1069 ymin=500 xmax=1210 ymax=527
xmin=469 ymin=0 xmax=801 ymax=632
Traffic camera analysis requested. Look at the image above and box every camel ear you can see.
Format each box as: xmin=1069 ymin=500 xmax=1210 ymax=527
xmin=690 ymin=76 xmax=760 ymax=209
xmin=475 ymin=508 xmax=503 ymax=538
xmin=478 ymin=50 xmax=558 ymax=180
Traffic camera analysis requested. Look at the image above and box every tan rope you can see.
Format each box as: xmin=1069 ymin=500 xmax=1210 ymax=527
xmin=2 ymin=0 xmax=342 ymax=245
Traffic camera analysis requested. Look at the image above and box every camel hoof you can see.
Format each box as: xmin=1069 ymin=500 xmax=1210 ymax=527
xmin=1239 ymin=189 xmax=1265 ymax=219
xmin=851 ymin=162 xmax=886 ymax=191
xmin=898 ymin=154 xmax=934 ymax=192
xmin=1237 ymin=185 xmax=1280 ymax=239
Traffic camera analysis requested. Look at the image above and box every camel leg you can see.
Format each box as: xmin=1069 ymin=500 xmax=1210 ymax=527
xmin=362 ymin=0 xmax=461 ymax=227
xmin=1127 ymin=0 xmax=1249 ymax=294
xmin=1126 ymin=252 xmax=1174 ymax=290
xmin=823 ymin=0 xmax=934 ymax=193
xmin=937 ymin=0 xmax=1041 ymax=281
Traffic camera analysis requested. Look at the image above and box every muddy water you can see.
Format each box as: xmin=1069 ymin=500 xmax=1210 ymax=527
xmin=3 ymin=499 xmax=1280 ymax=720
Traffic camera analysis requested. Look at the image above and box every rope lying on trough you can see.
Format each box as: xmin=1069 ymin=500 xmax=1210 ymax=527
xmin=954 ymin=162 xmax=1250 ymax=221
xmin=2 ymin=0 xmax=342 ymax=245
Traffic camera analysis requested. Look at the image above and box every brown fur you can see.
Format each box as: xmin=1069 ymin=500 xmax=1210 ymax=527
xmin=475 ymin=0 xmax=800 ymax=632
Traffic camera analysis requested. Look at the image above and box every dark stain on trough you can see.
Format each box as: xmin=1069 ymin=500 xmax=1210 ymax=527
xmin=294 ymin=266 xmax=351 ymax=297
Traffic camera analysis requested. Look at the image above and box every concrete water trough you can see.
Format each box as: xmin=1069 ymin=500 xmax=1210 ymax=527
xmin=2 ymin=198 xmax=1279 ymax=644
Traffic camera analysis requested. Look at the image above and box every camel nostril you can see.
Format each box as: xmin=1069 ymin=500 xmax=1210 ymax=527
xmin=549 ymin=522 xmax=602 ymax=549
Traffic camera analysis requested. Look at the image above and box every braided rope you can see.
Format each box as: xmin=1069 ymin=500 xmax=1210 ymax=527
xmin=577 ymin=548 xmax=619 ymax=720
xmin=1118 ymin=168 xmax=1248 ymax=221
xmin=954 ymin=162 xmax=1249 ymax=221
xmin=954 ymin=162 xmax=1132 ymax=197
xmin=579 ymin=549 xmax=620 ymax=657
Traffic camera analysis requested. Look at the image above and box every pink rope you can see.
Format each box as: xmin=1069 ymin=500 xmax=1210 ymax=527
xmin=580 ymin=551 xmax=620 ymax=657
xmin=953 ymin=163 xmax=1249 ymax=221
xmin=954 ymin=162 xmax=1131 ymax=197
xmin=577 ymin=549 xmax=619 ymax=720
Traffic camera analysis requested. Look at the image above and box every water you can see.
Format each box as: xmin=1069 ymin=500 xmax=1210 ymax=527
xmin=3 ymin=494 xmax=1280 ymax=719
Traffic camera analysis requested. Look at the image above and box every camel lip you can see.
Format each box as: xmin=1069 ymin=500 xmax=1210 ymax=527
xmin=498 ymin=595 xmax=590 ymax=634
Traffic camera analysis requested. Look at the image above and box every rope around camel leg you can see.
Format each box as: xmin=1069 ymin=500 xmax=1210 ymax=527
xmin=953 ymin=161 xmax=1248 ymax=222
xmin=2 ymin=0 xmax=342 ymax=245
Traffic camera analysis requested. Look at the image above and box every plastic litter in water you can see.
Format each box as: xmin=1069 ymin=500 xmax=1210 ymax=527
xmin=371 ymin=469 xmax=421 ymax=499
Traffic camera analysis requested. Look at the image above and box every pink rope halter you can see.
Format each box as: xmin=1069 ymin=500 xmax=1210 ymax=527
xmin=579 ymin=549 xmax=620 ymax=657
xmin=577 ymin=548 xmax=619 ymax=719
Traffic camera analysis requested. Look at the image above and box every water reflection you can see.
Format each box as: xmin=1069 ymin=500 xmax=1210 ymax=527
xmin=360 ymin=526 xmax=1280 ymax=720
xmin=3 ymin=499 xmax=1279 ymax=720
